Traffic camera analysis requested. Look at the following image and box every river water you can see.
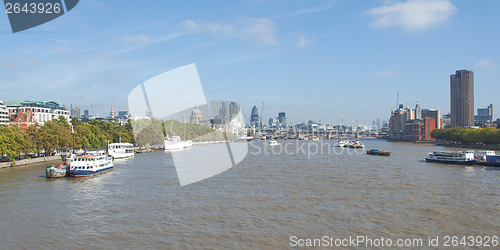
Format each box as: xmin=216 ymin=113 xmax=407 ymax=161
xmin=1 ymin=140 xmax=499 ymax=249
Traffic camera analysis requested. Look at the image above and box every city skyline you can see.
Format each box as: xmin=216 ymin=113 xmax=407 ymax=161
xmin=1 ymin=1 xmax=499 ymax=124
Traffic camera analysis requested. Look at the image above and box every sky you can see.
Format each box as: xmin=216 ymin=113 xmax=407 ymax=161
xmin=0 ymin=0 xmax=499 ymax=125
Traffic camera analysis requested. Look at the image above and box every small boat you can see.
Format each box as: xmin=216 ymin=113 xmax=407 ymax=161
xmin=45 ymin=163 xmax=69 ymax=178
xmin=164 ymin=135 xmax=193 ymax=150
xmin=268 ymin=140 xmax=278 ymax=146
xmin=367 ymin=149 xmax=391 ymax=156
xmin=298 ymin=137 xmax=309 ymax=141
xmin=311 ymin=137 xmax=320 ymax=141
xmin=135 ymin=148 xmax=152 ymax=153
xmin=69 ymin=152 xmax=114 ymax=177
xmin=336 ymin=139 xmax=349 ymax=147
xmin=108 ymin=142 xmax=134 ymax=159
xmin=347 ymin=140 xmax=364 ymax=148
xmin=425 ymin=150 xmax=476 ymax=165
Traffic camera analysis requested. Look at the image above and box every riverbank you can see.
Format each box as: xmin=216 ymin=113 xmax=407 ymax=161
xmin=0 ymin=156 xmax=62 ymax=169
xmin=436 ymin=142 xmax=500 ymax=150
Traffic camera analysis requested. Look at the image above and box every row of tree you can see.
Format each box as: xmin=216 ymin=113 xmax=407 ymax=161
xmin=0 ymin=116 xmax=237 ymax=161
xmin=431 ymin=127 xmax=500 ymax=145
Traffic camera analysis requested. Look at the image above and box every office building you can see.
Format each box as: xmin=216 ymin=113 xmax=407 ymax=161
xmin=250 ymin=106 xmax=259 ymax=126
xmin=72 ymin=107 xmax=80 ymax=118
xmin=450 ymin=70 xmax=474 ymax=127
xmin=475 ymin=104 xmax=494 ymax=122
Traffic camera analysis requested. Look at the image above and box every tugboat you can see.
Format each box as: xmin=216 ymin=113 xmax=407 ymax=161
xmin=45 ymin=163 xmax=69 ymax=178
xmin=366 ymin=149 xmax=391 ymax=156
xmin=425 ymin=150 xmax=476 ymax=165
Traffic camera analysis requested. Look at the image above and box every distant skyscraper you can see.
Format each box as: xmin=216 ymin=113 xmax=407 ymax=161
xmin=72 ymin=107 xmax=80 ymax=118
xmin=376 ymin=118 xmax=381 ymax=130
xmin=118 ymin=110 xmax=130 ymax=119
xmin=83 ymin=109 xmax=89 ymax=118
xmin=415 ymin=102 xmax=421 ymax=120
xmin=229 ymin=102 xmax=239 ymax=118
xmin=278 ymin=112 xmax=286 ymax=127
xmin=250 ymin=105 xmax=259 ymax=126
xmin=450 ymin=70 xmax=474 ymax=128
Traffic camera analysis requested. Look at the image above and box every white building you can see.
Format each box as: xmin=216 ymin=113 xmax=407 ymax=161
xmin=0 ymin=100 xmax=8 ymax=125
xmin=5 ymin=100 xmax=70 ymax=125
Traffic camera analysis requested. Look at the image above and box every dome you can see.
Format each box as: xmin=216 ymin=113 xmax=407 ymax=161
xmin=190 ymin=104 xmax=203 ymax=124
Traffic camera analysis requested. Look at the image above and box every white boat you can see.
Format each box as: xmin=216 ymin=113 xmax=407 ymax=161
xmin=69 ymin=152 xmax=114 ymax=177
xmin=425 ymin=150 xmax=476 ymax=165
xmin=336 ymin=139 xmax=349 ymax=147
xmin=268 ymin=140 xmax=278 ymax=146
xmin=108 ymin=142 xmax=134 ymax=159
xmin=347 ymin=140 xmax=364 ymax=148
xmin=164 ymin=135 xmax=193 ymax=150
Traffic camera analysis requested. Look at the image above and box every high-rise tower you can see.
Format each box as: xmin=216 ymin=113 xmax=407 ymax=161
xmin=450 ymin=70 xmax=474 ymax=128
xmin=250 ymin=105 xmax=259 ymax=126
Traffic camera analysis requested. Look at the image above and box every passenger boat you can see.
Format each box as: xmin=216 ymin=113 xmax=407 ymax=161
xmin=347 ymin=140 xmax=364 ymax=148
xmin=425 ymin=150 xmax=476 ymax=165
xmin=108 ymin=142 xmax=134 ymax=159
xmin=268 ymin=140 xmax=278 ymax=146
xmin=69 ymin=153 xmax=114 ymax=177
xmin=164 ymin=135 xmax=193 ymax=150
xmin=45 ymin=163 xmax=69 ymax=178
xmin=366 ymin=149 xmax=391 ymax=156
xmin=335 ymin=139 xmax=349 ymax=147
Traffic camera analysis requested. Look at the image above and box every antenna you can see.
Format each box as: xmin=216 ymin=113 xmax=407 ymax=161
xmin=396 ymin=92 xmax=399 ymax=110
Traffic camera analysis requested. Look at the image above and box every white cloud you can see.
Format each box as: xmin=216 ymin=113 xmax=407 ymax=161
xmin=366 ymin=0 xmax=456 ymax=31
xmin=376 ymin=71 xmax=399 ymax=76
xmin=297 ymin=35 xmax=310 ymax=47
xmin=182 ymin=17 xmax=277 ymax=45
xmin=120 ymin=33 xmax=150 ymax=44
xmin=475 ymin=59 xmax=493 ymax=68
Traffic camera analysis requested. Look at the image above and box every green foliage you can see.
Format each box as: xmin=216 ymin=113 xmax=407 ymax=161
xmin=432 ymin=127 xmax=500 ymax=145
xmin=0 ymin=118 xmax=239 ymax=159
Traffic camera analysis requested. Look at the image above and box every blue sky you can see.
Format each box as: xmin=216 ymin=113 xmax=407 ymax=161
xmin=0 ymin=0 xmax=499 ymax=125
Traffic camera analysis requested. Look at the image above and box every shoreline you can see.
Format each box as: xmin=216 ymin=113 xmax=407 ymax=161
xmin=0 ymin=156 xmax=62 ymax=169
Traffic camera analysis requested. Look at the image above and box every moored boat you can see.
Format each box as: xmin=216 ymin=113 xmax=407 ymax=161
xmin=45 ymin=163 xmax=69 ymax=178
xmin=164 ymin=135 xmax=193 ymax=150
xmin=367 ymin=149 xmax=391 ymax=156
xmin=69 ymin=153 xmax=114 ymax=177
xmin=135 ymin=148 xmax=152 ymax=154
xmin=108 ymin=142 xmax=134 ymax=159
xmin=425 ymin=150 xmax=476 ymax=165
xmin=268 ymin=140 xmax=278 ymax=146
